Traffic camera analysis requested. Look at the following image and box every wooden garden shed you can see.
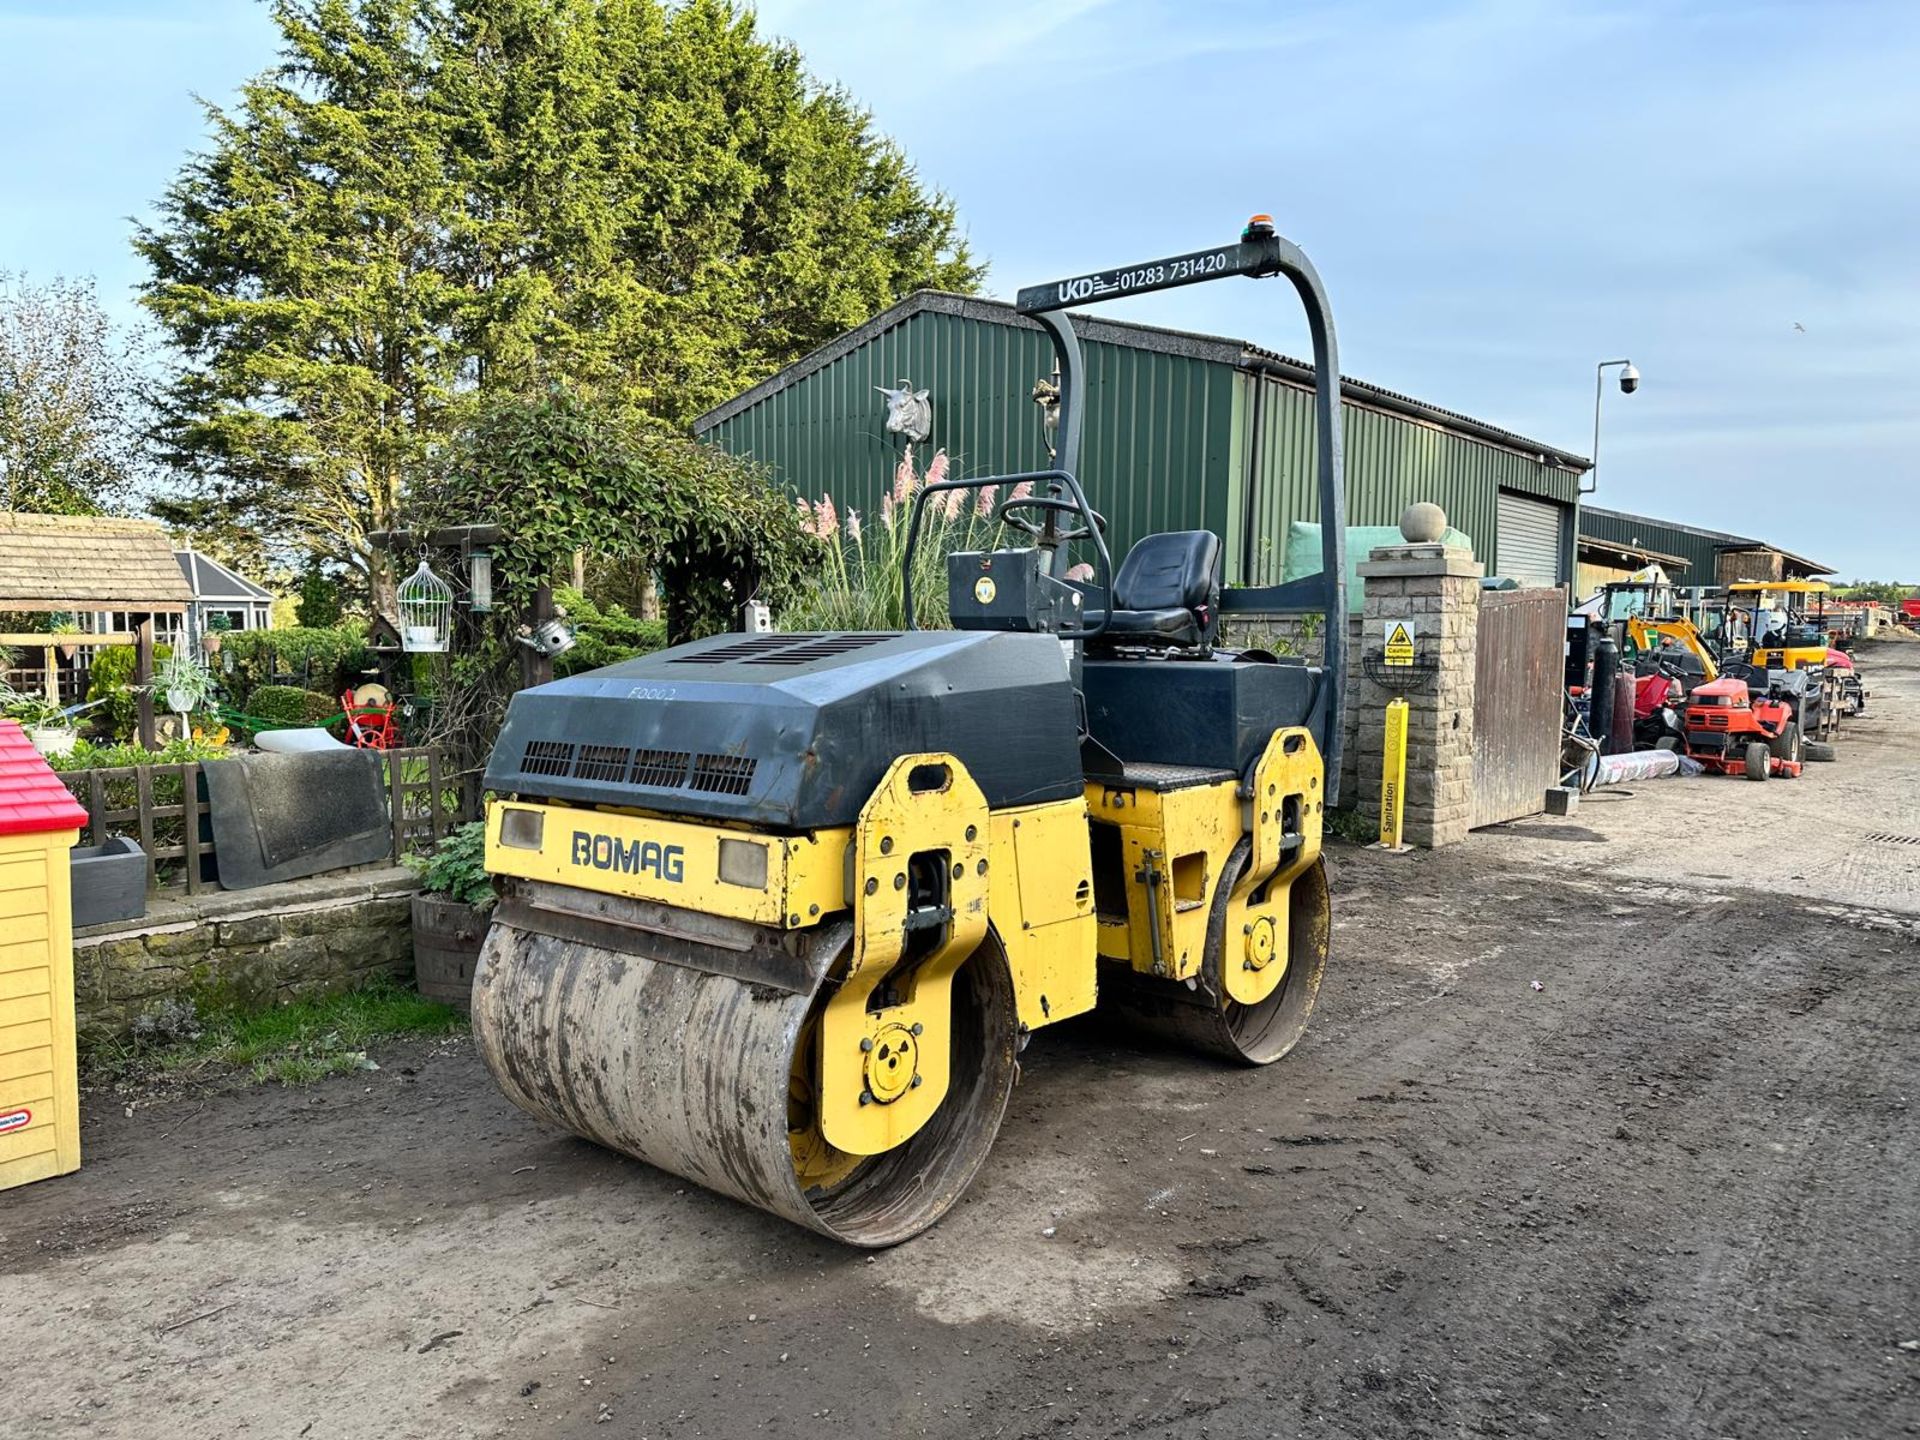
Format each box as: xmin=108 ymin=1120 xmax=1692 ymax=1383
xmin=0 ymin=513 xmax=194 ymax=744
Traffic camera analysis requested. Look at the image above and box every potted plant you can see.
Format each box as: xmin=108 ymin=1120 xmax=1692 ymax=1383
xmin=1 ymin=676 xmax=77 ymax=758
xmin=51 ymin=614 xmax=81 ymax=663
xmin=406 ymin=821 xmax=495 ymax=1008
xmin=199 ymin=612 xmax=233 ymax=657
xmin=153 ymin=649 xmax=220 ymax=719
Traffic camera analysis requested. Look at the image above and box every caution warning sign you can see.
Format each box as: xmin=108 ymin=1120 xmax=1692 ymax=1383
xmin=1383 ymin=619 xmax=1416 ymax=667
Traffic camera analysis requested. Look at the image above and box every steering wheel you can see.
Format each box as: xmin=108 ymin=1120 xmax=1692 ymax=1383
xmin=995 ymin=494 xmax=1105 ymax=543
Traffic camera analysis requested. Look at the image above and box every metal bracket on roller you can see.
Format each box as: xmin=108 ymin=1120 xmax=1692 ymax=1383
xmin=1224 ymin=727 xmax=1324 ymax=1006
xmin=819 ymin=752 xmax=991 ymax=1155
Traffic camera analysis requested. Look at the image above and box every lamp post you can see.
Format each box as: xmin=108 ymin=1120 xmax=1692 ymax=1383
xmin=1584 ymin=358 xmax=1639 ymax=496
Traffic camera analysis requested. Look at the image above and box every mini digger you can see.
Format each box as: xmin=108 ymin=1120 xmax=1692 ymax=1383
xmin=473 ymin=217 xmax=1350 ymax=1245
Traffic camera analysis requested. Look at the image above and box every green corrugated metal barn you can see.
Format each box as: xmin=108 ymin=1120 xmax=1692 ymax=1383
xmin=1578 ymin=505 xmax=1832 ymax=593
xmin=693 ymin=292 xmax=1590 ymax=588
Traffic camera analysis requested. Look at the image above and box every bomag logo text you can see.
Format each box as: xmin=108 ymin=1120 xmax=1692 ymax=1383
xmin=572 ymin=831 xmax=685 ymax=882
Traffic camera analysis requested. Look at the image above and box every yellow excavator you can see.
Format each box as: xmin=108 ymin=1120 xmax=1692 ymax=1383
xmin=1596 ymin=573 xmax=1720 ymax=680
xmin=471 ymin=217 xmax=1351 ymax=1244
xmin=1731 ymin=580 xmax=1834 ymax=670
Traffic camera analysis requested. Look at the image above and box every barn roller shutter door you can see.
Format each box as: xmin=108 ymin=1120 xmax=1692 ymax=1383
xmin=1496 ymin=491 xmax=1567 ymax=588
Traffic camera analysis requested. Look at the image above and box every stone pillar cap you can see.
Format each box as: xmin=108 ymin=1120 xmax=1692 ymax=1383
xmin=1357 ymin=543 xmax=1485 ymax=579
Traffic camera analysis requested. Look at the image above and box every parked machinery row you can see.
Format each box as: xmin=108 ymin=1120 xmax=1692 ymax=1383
xmin=1572 ymin=574 xmax=1867 ymax=783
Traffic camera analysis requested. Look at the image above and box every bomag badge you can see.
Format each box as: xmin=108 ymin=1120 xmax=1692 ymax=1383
xmin=572 ymin=831 xmax=685 ymax=882
xmin=973 ymin=576 xmax=997 ymax=604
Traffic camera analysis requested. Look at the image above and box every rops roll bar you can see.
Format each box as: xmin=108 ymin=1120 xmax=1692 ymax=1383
xmin=1011 ymin=217 xmax=1350 ymax=801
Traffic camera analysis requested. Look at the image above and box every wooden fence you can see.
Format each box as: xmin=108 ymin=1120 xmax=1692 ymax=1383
xmin=57 ymin=747 xmax=480 ymax=895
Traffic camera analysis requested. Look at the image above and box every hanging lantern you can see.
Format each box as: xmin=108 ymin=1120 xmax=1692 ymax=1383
xmin=468 ymin=549 xmax=494 ymax=613
xmin=398 ymin=558 xmax=454 ymax=653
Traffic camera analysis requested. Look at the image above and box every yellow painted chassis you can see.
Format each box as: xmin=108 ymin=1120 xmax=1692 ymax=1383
xmin=486 ymin=726 xmax=1323 ymax=1162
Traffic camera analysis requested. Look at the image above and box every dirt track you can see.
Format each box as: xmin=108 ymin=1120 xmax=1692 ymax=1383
xmin=4 ymin=645 xmax=1919 ymax=1440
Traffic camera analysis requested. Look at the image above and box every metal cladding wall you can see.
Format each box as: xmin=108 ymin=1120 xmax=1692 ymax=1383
xmin=700 ymin=296 xmax=1584 ymax=588
xmin=1577 ymin=507 xmax=1724 ymax=579
xmin=700 ymin=307 xmax=1237 ymax=571
xmin=1232 ymin=370 xmax=1582 ymax=584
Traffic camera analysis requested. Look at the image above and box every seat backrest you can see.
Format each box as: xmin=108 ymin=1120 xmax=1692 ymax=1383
xmin=1112 ymin=530 xmax=1220 ymax=614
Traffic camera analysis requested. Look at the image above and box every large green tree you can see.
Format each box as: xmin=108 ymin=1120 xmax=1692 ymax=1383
xmin=138 ymin=0 xmax=465 ymax=612
xmin=138 ymin=0 xmax=979 ymax=611
xmin=0 ymin=272 xmax=153 ymax=514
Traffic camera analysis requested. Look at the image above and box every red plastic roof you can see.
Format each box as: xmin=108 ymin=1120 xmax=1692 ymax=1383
xmin=0 ymin=720 xmax=89 ymax=837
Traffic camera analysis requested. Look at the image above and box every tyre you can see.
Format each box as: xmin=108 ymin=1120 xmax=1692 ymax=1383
xmin=1105 ymin=843 xmax=1329 ymax=1066
xmin=1744 ymin=741 xmax=1771 ymax=781
xmin=1655 ymin=736 xmax=1679 ymax=752
xmin=1804 ymin=740 xmax=1837 ymax=763
xmin=1770 ymin=720 xmax=1802 ymax=765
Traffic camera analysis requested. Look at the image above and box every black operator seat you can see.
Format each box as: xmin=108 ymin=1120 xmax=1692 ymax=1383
xmin=1093 ymin=530 xmax=1222 ymax=648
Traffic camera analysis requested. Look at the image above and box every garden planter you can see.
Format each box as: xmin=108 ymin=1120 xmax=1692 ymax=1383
xmin=28 ymin=727 xmax=76 ymax=758
xmin=411 ymin=893 xmax=488 ymax=1008
xmin=70 ymin=835 xmax=147 ymax=929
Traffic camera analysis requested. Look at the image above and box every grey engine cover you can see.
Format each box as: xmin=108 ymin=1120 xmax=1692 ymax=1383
xmin=485 ymin=629 xmax=1085 ymax=831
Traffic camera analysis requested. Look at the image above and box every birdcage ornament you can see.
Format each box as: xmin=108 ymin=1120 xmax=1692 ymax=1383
xmin=398 ymin=558 xmax=454 ymax=653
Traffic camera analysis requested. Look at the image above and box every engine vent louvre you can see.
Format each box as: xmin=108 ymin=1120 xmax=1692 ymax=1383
xmin=522 ymin=740 xmax=576 ymax=776
xmin=743 ymin=632 xmax=900 ymax=666
xmin=573 ymin=744 xmax=632 ymax=783
xmin=630 ymin=748 xmax=692 ymax=788
xmin=689 ymin=753 xmax=756 ymax=795
xmin=666 ymin=631 xmax=900 ymax=667
xmin=668 ymin=634 xmax=798 ymax=665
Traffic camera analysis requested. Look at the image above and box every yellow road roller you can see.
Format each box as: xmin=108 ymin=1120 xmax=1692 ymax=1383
xmin=475 ymin=216 xmax=1351 ymax=1245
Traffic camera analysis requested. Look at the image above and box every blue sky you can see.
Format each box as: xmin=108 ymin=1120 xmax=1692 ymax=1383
xmin=2 ymin=0 xmax=1914 ymax=577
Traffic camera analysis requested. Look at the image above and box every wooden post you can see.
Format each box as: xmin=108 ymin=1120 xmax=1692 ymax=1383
xmin=181 ymin=763 xmax=205 ymax=895
xmin=388 ymin=753 xmax=408 ymax=862
xmin=134 ymin=615 xmax=156 ymax=750
xmin=427 ymin=750 xmax=447 ymax=842
xmin=41 ymin=645 xmax=57 ymax=703
xmin=519 ymin=583 xmax=556 ymax=691
xmin=135 ymin=765 xmax=157 ymax=892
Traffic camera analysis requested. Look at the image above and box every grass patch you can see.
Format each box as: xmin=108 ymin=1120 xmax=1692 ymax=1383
xmin=90 ymin=982 xmax=468 ymax=1089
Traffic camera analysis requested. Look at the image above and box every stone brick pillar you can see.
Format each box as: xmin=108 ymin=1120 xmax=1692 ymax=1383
xmin=1353 ymin=543 xmax=1484 ymax=847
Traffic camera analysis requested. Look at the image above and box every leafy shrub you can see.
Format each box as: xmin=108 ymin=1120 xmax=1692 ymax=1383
xmin=246 ymin=685 xmax=338 ymax=728
xmin=86 ymin=643 xmax=172 ymax=739
xmin=47 ymin=736 xmax=229 ymax=772
xmin=553 ymin=585 xmax=667 ymax=676
xmin=421 ymin=389 xmax=818 ymax=644
xmin=222 ymin=626 xmax=366 ymax=703
xmin=407 ymin=821 xmax=495 ymax=909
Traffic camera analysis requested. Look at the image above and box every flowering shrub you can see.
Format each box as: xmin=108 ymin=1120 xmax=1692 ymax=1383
xmin=782 ymin=449 xmax=1031 ymax=631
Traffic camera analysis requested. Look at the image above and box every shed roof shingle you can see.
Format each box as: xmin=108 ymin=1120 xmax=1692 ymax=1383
xmin=0 ymin=513 xmax=194 ymax=610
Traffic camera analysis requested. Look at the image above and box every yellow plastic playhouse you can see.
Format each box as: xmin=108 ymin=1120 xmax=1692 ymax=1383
xmin=0 ymin=718 xmax=88 ymax=1191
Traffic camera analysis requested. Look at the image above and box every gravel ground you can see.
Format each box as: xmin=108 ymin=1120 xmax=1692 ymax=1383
xmin=3 ymin=644 xmax=1917 ymax=1440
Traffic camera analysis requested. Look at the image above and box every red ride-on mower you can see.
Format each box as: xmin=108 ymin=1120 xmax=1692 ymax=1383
xmin=1681 ymin=675 xmax=1810 ymax=781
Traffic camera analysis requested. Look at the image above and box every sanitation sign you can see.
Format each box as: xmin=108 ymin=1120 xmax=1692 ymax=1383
xmin=1383 ymin=620 xmax=1416 ymax=667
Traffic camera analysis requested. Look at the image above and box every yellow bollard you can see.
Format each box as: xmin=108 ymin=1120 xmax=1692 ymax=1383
xmin=1378 ymin=698 xmax=1408 ymax=850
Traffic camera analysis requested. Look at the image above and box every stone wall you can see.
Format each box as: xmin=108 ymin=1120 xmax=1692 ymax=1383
xmin=72 ymin=868 xmax=418 ymax=1044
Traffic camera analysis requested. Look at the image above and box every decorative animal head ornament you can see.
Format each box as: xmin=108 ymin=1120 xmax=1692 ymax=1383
xmin=876 ymin=379 xmax=932 ymax=443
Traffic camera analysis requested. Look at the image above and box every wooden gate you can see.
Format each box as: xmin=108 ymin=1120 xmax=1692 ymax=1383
xmin=1471 ymin=587 xmax=1566 ymax=828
